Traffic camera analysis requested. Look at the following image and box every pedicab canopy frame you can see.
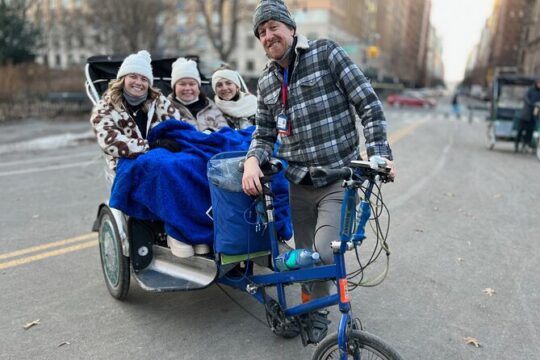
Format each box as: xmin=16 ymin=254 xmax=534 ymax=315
xmin=486 ymin=73 xmax=536 ymax=149
xmin=85 ymin=54 xmax=212 ymax=105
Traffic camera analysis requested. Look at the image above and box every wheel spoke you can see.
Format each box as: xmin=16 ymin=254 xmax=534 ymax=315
xmin=313 ymin=330 xmax=403 ymax=360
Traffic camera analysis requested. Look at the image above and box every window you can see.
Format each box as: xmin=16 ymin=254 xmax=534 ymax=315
xmin=246 ymin=60 xmax=255 ymax=71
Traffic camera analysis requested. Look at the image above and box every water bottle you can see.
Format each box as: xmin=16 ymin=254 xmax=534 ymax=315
xmin=274 ymin=249 xmax=320 ymax=271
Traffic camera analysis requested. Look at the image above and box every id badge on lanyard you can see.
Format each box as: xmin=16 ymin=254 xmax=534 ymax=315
xmin=277 ymin=69 xmax=291 ymax=136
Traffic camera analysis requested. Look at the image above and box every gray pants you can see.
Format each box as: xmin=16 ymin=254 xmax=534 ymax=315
xmin=289 ymin=180 xmax=344 ymax=299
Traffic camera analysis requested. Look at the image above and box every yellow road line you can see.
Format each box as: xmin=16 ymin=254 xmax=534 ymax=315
xmin=361 ymin=118 xmax=428 ymax=158
xmin=1 ymin=118 xmax=428 ymax=270
xmin=0 ymin=239 xmax=98 ymax=270
xmin=0 ymin=233 xmax=97 ymax=260
xmin=388 ymin=118 xmax=428 ymax=144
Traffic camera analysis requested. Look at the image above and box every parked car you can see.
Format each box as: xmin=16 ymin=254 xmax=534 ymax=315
xmin=386 ymin=91 xmax=436 ymax=108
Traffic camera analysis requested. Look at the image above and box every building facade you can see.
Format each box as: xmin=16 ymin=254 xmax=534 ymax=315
xmin=27 ymin=0 xmax=435 ymax=89
xmin=465 ymin=0 xmax=537 ymax=87
xmin=29 ymin=0 xmax=109 ymax=69
xmin=522 ymin=0 xmax=540 ymax=75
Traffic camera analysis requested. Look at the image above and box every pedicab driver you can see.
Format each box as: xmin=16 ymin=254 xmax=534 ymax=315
xmin=242 ymin=0 xmax=397 ymax=302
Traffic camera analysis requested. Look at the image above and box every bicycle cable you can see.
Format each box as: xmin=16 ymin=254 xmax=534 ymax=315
xmin=346 ymin=181 xmax=391 ymax=288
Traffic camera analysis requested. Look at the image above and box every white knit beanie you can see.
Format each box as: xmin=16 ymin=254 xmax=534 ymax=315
xmin=212 ymin=69 xmax=241 ymax=93
xmin=117 ymin=50 xmax=154 ymax=85
xmin=171 ymin=57 xmax=201 ymax=87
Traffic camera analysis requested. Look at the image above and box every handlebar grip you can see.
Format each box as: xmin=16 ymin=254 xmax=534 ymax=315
xmin=310 ymin=167 xmax=353 ymax=183
xmin=238 ymin=158 xmax=283 ymax=176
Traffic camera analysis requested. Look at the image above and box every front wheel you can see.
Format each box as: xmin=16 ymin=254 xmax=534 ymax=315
xmin=312 ymin=330 xmax=403 ymax=360
xmin=98 ymin=207 xmax=130 ymax=300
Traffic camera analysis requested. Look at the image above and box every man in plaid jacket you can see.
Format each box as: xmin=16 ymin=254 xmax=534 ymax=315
xmin=242 ymin=0 xmax=396 ymax=300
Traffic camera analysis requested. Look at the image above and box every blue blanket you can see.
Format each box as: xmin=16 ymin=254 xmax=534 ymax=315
xmin=110 ymin=120 xmax=292 ymax=246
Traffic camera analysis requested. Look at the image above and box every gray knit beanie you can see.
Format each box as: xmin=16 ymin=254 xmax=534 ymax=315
xmin=253 ymin=0 xmax=296 ymax=38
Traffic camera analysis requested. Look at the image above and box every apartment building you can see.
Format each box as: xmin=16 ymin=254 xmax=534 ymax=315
xmin=28 ymin=0 xmax=109 ymax=69
xmin=465 ymin=0 xmax=536 ymax=86
xmin=489 ymin=0 xmax=529 ymax=69
xmin=522 ymin=0 xmax=540 ymax=75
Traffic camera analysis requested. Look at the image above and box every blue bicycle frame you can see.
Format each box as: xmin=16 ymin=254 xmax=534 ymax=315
xmin=219 ymin=171 xmax=378 ymax=359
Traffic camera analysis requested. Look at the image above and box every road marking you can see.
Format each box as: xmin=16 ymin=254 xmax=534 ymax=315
xmin=0 ymin=160 xmax=99 ymax=177
xmin=0 ymin=151 xmax=98 ymax=168
xmin=0 ymin=239 xmax=98 ymax=270
xmin=3 ymin=118 xmax=429 ymax=270
xmin=360 ymin=118 xmax=428 ymax=158
xmin=388 ymin=118 xmax=428 ymax=144
xmin=0 ymin=233 xmax=97 ymax=260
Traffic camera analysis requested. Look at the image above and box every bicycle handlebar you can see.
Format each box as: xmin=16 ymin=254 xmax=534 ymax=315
xmin=310 ymin=157 xmax=391 ymax=183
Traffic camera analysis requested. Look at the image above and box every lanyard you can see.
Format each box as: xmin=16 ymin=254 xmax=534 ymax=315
xmin=281 ymin=68 xmax=289 ymax=109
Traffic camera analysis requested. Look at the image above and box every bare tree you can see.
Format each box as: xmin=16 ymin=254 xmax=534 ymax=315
xmin=86 ymin=0 xmax=172 ymax=54
xmin=198 ymin=0 xmax=240 ymax=62
xmin=0 ymin=0 xmax=40 ymax=65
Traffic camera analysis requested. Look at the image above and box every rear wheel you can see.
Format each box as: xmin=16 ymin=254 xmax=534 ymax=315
xmin=98 ymin=207 xmax=130 ymax=300
xmin=486 ymin=123 xmax=496 ymax=150
xmin=312 ymin=330 xmax=403 ymax=360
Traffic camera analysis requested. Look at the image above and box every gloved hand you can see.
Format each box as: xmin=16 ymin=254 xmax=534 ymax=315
xmin=149 ymin=138 xmax=181 ymax=152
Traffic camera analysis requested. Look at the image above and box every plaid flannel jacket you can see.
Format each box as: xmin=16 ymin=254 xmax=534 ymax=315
xmin=247 ymin=35 xmax=393 ymax=187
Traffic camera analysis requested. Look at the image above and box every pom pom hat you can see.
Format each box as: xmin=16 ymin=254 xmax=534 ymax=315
xmin=171 ymin=57 xmax=201 ymax=87
xmin=117 ymin=50 xmax=154 ymax=85
xmin=252 ymin=0 xmax=296 ymax=39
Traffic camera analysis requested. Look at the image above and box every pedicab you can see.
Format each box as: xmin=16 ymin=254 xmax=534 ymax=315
xmin=85 ymin=54 xmax=403 ymax=359
xmin=485 ymin=73 xmax=536 ymax=151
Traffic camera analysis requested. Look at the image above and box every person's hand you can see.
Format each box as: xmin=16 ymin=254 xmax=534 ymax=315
xmin=385 ymin=159 xmax=396 ymax=179
xmin=149 ymin=139 xmax=181 ymax=152
xmin=242 ymin=157 xmax=264 ymax=196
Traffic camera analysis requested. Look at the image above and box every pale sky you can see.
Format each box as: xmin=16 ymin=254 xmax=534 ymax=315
xmin=430 ymin=0 xmax=494 ymax=82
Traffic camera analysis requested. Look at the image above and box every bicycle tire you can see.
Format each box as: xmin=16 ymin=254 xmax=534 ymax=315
xmin=98 ymin=207 xmax=130 ymax=300
xmin=312 ymin=330 xmax=403 ymax=360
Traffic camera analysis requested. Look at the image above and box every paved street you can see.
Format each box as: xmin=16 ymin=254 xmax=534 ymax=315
xmin=1 ymin=104 xmax=539 ymax=360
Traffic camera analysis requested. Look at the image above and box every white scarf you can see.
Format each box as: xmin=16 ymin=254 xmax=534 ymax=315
xmin=214 ymin=92 xmax=257 ymax=119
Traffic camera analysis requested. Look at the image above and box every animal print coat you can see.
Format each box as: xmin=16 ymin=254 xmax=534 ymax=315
xmin=90 ymin=94 xmax=180 ymax=171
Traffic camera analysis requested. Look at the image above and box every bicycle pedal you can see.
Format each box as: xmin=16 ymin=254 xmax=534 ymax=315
xmin=299 ymin=310 xmax=331 ymax=345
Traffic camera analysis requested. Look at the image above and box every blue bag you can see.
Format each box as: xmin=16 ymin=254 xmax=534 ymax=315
xmin=207 ymin=152 xmax=271 ymax=255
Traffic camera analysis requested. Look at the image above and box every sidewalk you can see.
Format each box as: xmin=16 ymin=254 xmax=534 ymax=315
xmin=0 ymin=118 xmax=94 ymax=154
